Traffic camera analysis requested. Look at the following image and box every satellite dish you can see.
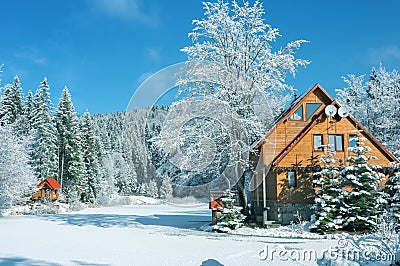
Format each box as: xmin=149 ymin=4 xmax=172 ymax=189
xmin=325 ymin=105 xmax=337 ymax=117
xmin=338 ymin=106 xmax=349 ymax=118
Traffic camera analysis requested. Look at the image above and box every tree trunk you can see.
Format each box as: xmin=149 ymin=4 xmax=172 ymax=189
xmin=236 ymin=171 xmax=249 ymax=219
xmin=60 ymin=153 xmax=64 ymax=192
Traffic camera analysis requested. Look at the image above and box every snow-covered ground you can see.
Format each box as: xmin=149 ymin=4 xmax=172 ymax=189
xmin=0 ymin=201 xmax=397 ymax=266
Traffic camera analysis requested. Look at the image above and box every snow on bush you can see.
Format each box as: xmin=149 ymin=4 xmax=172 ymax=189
xmin=318 ymin=233 xmax=399 ymax=265
xmin=213 ymin=190 xmax=246 ymax=232
xmin=312 ymin=136 xmax=388 ymax=234
xmin=340 ymin=137 xmax=386 ymax=232
xmin=312 ymin=149 xmax=343 ymax=234
xmin=388 ymin=163 xmax=400 ymax=224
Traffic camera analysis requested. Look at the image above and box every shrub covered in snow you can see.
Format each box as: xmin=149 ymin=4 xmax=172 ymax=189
xmin=312 ymin=136 xmax=389 ymax=234
xmin=388 ymin=163 xmax=400 ymax=224
xmin=312 ymin=149 xmax=343 ymax=234
xmin=214 ymin=190 xmax=246 ymax=232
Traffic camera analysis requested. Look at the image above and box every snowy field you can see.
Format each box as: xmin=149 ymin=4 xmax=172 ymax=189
xmin=0 ymin=202 xmax=395 ymax=266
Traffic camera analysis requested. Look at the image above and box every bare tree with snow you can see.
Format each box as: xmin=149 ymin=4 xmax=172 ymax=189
xmin=177 ymin=0 xmax=309 ymax=215
xmin=337 ymin=65 xmax=400 ymax=156
xmin=0 ymin=124 xmax=36 ymax=214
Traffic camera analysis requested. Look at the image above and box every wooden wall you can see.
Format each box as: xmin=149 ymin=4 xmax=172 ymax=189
xmin=277 ymin=115 xmax=393 ymax=167
xmin=256 ymin=85 xmax=395 ymax=204
xmin=262 ymin=89 xmax=327 ymax=165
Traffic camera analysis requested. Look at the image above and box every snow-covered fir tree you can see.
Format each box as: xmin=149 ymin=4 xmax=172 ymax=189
xmin=214 ymin=190 xmax=246 ymax=232
xmin=145 ymin=179 xmax=159 ymax=198
xmin=112 ymin=151 xmax=136 ymax=195
xmin=80 ymin=111 xmax=101 ymax=202
xmin=388 ymin=163 xmax=400 ymax=223
xmin=19 ymin=90 xmax=35 ymax=136
xmin=0 ymin=76 xmax=32 ymax=138
xmin=122 ymin=108 xmax=152 ymax=188
xmin=30 ymin=78 xmax=58 ymax=180
xmin=311 ymin=149 xmax=343 ymax=234
xmin=0 ymin=75 xmax=23 ymax=125
xmin=340 ymin=135 xmax=385 ymax=232
xmin=159 ymin=177 xmax=173 ymax=199
xmin=0 ymin=123 xmax=36 ymax=214
xmin=55 ymin=86 xmax=84 ymax=199
xmin=91 ymin=136 xmax=116 ymax=204
xmin=93 ymin=112 xmax=137 ymax=195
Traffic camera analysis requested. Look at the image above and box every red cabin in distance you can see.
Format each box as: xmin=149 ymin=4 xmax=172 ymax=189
xmin=32 ymin=178 xmax=61 ymax=201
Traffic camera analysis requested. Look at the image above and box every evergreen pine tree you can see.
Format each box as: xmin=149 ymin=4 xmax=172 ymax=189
xmin=112 ymin=151 xmax=135 ymax=195
xmin=30 ymin=78 xmax=58 ymax=180
xmin=388 ymin=163 xmax=400 ymax=223
xmin=159 ymin=177 xmax=173 ymax=199
xmin=311 ymin=149 xmax=343 ymax=234
xmin=146 ymin=180 xmax=159 ymax=198
xmin=80 ymin=111 xmax=100 ymax=202
xmin=19 ymin=90 xmax=35 ymax=136
xmin=340 ymin=135 xmax=385 ymax=232
xmin=0 ymin=75 xmax=23 ymax=124
xmin=92 ymin=136 xmax=115 ymax=204
xmin=55 ymin=86 xmax=84 ymax=199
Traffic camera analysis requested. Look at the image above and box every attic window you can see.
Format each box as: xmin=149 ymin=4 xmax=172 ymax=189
xmin=328 ymin=134 xmax=344 ymax=151
xmin=288 ymin=105 xmax=303 ymax=120
xmin=313 ymin=134 xmax=323 ymax=151
xmin=306 ymin=103 xmax=322 ymax=120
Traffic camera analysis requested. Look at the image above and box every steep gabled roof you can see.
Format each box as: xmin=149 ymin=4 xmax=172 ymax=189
xmin=253 ymin=83 xmax=333 ymax=149
xmin=254 ymin=83 xmax=399 ymax=164
xmin=37 ymin=178 xmax=61 ymax=190
xmin=272 ymin=107 xmax=326 ymax=165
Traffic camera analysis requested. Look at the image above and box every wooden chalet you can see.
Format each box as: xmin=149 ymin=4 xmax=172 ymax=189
xmin=250 ymin=83 xmax=399 ymax=226
xmin=32 ymin=178 xmax=61 ymax=201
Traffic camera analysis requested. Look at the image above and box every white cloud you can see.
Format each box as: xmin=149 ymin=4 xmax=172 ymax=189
xmin=14 ymin=46 xmax=47 ymax=65
xmin=146 ymin=47 xmax=161 ymax=63
xmin=90 ymin=0 xmax=158 ymax=25
xmin=368 ymin=45 xmax=400 ymax=63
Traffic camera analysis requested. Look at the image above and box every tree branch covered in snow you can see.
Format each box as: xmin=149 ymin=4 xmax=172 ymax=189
xmin=337 ymin=65 xmax=400 ymax=157
xmin=177 ymin=0 xmax=309 ymax=217
xmin=340 ymin=136 xmax=386 ymax=232
xmin=0 ymin=124 xmax=36 ymax=213
xmin=178 ymin=0 xmax=309 ymax=137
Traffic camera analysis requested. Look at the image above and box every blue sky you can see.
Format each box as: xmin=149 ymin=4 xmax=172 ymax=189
xmin=0 ymin=0 xmax=399 ymax=114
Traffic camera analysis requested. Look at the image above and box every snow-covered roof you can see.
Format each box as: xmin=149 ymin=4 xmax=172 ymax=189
xmin=253 ymin=83 xmax=333 ymax=149
xmin=37 ymin=178 xmax=61 ymax=190
xmin=253 ymin=83 xmax=399 ymax=164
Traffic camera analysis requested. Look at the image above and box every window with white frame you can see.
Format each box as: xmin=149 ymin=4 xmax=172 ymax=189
xmin=328 ymin=134 xmax=344 ymax=151
xmin=313 ymin=134 xmax=323 ymax=151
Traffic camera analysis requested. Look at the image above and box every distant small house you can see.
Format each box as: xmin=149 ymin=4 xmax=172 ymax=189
xmin=32 ymin=178 xmax=61 ymax=201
